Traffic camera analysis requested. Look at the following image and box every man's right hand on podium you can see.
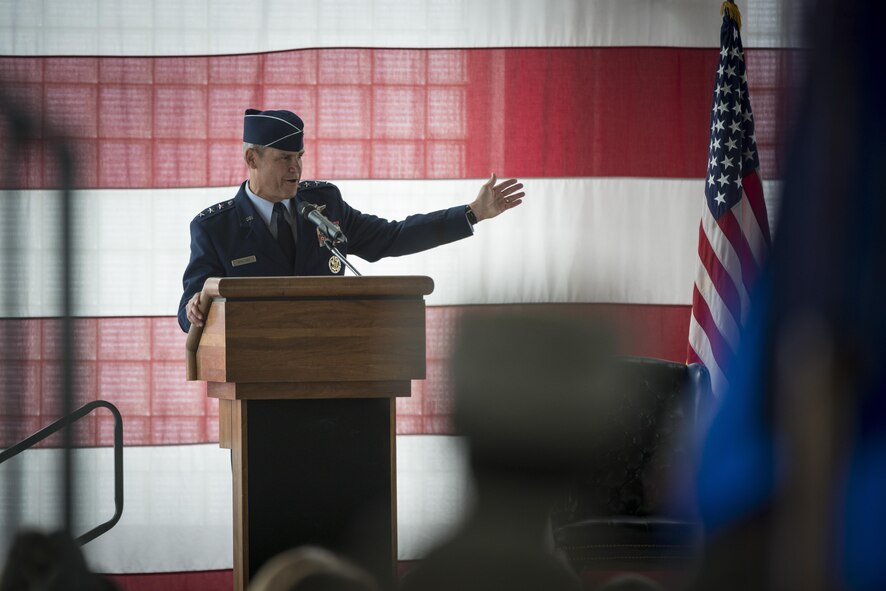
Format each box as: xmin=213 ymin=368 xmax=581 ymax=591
xmin=186 ymin=292 xmax=205 ymax=329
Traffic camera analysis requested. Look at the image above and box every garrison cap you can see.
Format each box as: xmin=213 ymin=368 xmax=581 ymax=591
xmin=243 ymin=109 xmax=304 ymax=152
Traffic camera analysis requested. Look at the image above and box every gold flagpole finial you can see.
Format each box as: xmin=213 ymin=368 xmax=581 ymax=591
xmin=720 ymin=0 xmax=743 ymax=32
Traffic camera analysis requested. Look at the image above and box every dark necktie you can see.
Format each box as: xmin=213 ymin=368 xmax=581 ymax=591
xmin=273 ymin=202 xmax=295 ymax=267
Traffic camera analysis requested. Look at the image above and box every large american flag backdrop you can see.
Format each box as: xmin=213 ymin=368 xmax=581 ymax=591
xmin=0 ymin=1 xmax=794 ymax=588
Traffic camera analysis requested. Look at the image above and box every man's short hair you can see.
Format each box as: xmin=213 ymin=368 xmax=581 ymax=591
xmin=243 ymin=142 xmax=265 ymax=158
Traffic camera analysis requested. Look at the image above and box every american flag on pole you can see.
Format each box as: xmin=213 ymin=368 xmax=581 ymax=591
xmin=688 ymin=1 xmax=772 ymax=397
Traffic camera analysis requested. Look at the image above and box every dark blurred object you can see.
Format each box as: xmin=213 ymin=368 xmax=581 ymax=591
xmin=1 ymin=91 xmax=78 ymax=544
xmin=401 ymin=312 xmax=620 ymax=591
xmin=0 ymin=529 xmax=119 ymax=591
xmin=551 ymin=357 xmax=711 ymax=571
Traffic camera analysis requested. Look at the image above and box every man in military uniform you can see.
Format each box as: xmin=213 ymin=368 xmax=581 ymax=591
xmin=178 ymin=108 xmax=525 ymax=332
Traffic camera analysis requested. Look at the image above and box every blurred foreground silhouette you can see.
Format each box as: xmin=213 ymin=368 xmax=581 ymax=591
xmin=0 ymin=530 xmax=119 ymax=591
xmin=401 ymin=312 xmax=628 ymax=591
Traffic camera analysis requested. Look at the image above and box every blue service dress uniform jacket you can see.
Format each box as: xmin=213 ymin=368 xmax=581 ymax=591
xmin=177 ymin=180 xmax=473 ymax=332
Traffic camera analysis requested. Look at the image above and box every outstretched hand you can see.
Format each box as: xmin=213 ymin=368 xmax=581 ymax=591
xmin=469 ymin=174 xmax=525 ymax=222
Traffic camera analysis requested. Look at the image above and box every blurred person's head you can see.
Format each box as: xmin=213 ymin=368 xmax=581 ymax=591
xmin=451 ymin=311 xmax=621 ymax=495
xmin=595 ymin=573 xmax=665 ymax=591
xmin=247 ymin=546 xmax=376 ymax=591
xmin=0 ymin=529 xmax=118 ymax=591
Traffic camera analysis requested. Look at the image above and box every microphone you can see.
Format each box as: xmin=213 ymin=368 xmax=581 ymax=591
xmin=296 ymin=201 xmax=347 ymax=244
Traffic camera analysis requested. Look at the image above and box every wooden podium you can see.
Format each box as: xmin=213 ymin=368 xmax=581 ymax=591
xmin=185 ymin=276 xmax=434 ymax=591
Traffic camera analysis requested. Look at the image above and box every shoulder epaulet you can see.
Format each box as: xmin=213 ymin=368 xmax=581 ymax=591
xmin=298 ymin=180 xmax=335 ymax=191
xmin=195 ymin=199 xmax=235 ymax=221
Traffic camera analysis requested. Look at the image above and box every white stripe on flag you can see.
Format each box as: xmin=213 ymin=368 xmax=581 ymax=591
xmin=694 ymin=253 xmax=741 ymax=352
xmin=700 ymin=202 xmax=752 ymax=324
xmin=735 ymin=187 xmax=770 ymax=268
xmin=688 ymin=312 xmax=729 ymax=396
xmin=1 ymin=178 xmax=781 ymax=318
xmin=0 ymin=178 xmax=731 ymax=318
xmin=0 ymin=436 xmax=472 ymax=573
xmin=0 ymin=0 xmax=800 ymax=57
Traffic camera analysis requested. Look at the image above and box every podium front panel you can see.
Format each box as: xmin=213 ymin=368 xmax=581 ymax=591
xmin=198 ymin=297 xmax=427 ymax=383
xmin=239 ymin=397 xmax=395 ymax=588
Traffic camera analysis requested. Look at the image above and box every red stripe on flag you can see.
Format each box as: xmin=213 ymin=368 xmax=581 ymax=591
xmin=105 ymin=570 xmax=232 ymax=591
xmin=690 ymin=284 xmax=735 ymax=371
xmin=2 ymin=304 xmax=691 ymax=446
xmin=741 ymin=169 xmax=771 ymax=246
xmin=0 ymin=47 xmax=791 ymax=189
xmin=696 ymin=222 xmax=742 ymax=326
xmin=687 ymin=345 xmax=703 ymax=366
xmin=717 ymin=207 xmax=761 ymax=295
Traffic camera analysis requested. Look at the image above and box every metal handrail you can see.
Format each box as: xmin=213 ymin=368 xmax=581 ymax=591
xmin=0 ymin=400 xmax=124 ymax=545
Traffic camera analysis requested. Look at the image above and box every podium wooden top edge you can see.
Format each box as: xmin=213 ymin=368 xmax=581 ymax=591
xmin=186 ymin=275 xmax=434 ymax=381
xmin=204 ymin=275 xmax=435 ymax=299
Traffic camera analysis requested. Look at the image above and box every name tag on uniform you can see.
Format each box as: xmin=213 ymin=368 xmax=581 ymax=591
xmin=231 ymin=255 xmax=257 ymax=267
